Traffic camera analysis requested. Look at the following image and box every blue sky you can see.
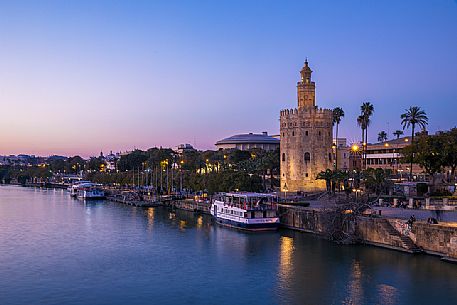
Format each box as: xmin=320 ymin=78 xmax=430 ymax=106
xmin=0 ymin=0 xmax=456 ymax=156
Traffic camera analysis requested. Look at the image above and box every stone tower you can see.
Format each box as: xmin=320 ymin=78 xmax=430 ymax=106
xmin=280 ymin=61 xmax=333 ymax=192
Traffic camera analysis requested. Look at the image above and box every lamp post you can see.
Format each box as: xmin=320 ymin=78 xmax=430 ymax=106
xmin=180 ymin=160 xmax=184 ymax=193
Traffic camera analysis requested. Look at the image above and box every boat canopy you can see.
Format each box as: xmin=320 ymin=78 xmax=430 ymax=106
xmin=221 ymin=192 xmax=277 ymax=205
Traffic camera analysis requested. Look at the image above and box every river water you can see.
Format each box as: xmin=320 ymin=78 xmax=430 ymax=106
xmin=1 ymin=185 xmax=457 ymax=305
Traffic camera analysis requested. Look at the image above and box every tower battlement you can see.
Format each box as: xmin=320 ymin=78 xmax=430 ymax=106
xmin=280 ymin=107 xmax=332 ymax=117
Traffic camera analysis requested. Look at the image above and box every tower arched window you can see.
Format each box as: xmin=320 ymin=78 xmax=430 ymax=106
xmin=282 ymin=153 xmax=286 ymax=162
xmin=292 ymin=131 xmax=295 ymax=136
xmin=304 ymin=152 xmax=311 ymax=163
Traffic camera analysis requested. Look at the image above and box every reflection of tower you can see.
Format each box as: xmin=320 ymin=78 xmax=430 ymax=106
xmin=278 ymin=236 xmax=294 ymax=283
xmin=280 ymin=61 xmax=333 ymax=192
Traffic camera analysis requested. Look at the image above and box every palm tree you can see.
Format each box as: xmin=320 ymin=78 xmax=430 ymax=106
xmin=316 ymin=169 xmax=334 ymax=193
xmin=332 ymin=107 xmax=345 ymax=170
xmin=357 ymin=114 xmax=366 ymax=148
xmin=401 ymin=106 xmax=429 ymax=180
xmin=360 ymin=102 xmax=374 ymax=169
xmin=393 ymin=130 xmax=403 ymax=139
xmin=377 ymin=131 xmax=388 ymax=142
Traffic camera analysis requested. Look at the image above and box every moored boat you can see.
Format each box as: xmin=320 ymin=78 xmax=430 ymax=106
xmin=74 ymin=183 xmax=105 ymax=200
xmin=68 ymin=180 xmax=92 ymax=197
xmin=210 ymin=192 xmax=279 ymax=231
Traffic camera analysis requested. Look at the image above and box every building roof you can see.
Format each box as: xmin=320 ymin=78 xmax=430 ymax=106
xmin=216 ymin=132 xmax=280 ymax=145
xmin=369 ymin=136 xmax=412 ymax=148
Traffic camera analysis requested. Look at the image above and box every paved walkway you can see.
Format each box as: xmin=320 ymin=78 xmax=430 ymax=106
xmin=375 ymin=207 xmax=457 ymax=222
xmin=306 ymin=199 xmax=457 ymax=223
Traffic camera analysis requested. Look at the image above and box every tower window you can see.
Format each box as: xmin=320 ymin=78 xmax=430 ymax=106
xmin=292 ymin=131 xmax=295 ymax=136
xmin=304 ymin=152 xmax=311 ymax=163
xmin=318 ymin=131 xmax=321 ymax=136
xmin=305 ymin=173 xmax=309 ymax=177
xmin=282 ymin=153 xmax=286 ymax=162
xmin=305 ymin=131 xmax=309 ymax=136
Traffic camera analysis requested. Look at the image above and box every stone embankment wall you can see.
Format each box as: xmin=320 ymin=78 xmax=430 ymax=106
xmin=355 ymin=217 xmax=407 ymax=251
xmin=278 ymin=205 xmax=331 ymax=234
xmin=412 ymin=223 xmax=457 ymax=259
xmin=279 ymin=205 xmax=457 ymax=261
xmin=169 ymin=200 xmax=211 ymax=214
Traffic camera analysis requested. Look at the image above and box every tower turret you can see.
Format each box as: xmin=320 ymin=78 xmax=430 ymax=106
xmin=297 ymin=59 xmax=316 ymax=109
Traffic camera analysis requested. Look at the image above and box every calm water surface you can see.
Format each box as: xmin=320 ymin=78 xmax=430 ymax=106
xmin=1 ymin=186 xmax=457 ymax=305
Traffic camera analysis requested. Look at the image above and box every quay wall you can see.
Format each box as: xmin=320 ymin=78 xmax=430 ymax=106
xmin=279 ymin=205 xmax=457 ymax=261
xmin=355 ymin=217 xmax=406 ymax=251
xmin=278 ymin=205 xmax=330 ymax=234
xmin=412 ymin=222 xmax=457 ymax=260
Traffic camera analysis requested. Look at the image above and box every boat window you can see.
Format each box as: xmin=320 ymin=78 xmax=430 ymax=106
xmin=251 ymin=212 xmax=255 ymax=219
xmin=244 ymin=212 xmax=247 ymax=218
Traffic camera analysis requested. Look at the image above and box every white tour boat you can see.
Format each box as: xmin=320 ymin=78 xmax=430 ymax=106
xmin=210 ymin=192 xmax=279 ymax=231
xmin=72 ymin=182 xmax=105 ymax=200
xmin=68 ymin=180 xmax=92 ymax=197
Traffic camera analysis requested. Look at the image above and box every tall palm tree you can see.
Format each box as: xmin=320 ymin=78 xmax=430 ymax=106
xmin=357 ymin=115 xmax=366 ymax=170
xmin=393 ymin=130 xmax=403 ymax=139
xmin=401 ymin=106 xmax=429 ymax=180
xmin=357 ymin=115 xmax=366 ymax=147
xmin=377 ymin=131 xmax=387 ymax=142
xmin=360 ymin=102 xmax=374 ymax=169
xmin=332 ymin=107 xmax=345 ymax=170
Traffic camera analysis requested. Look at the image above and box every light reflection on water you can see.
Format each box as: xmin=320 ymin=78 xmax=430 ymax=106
xmin=1 ymin=185 xmax=457 ymax=305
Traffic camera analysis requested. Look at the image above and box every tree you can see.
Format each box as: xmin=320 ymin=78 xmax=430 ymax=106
xmin=393 ymin=130 xmax=404 ymax=139
xmin=360 ymin=102 xmax=374 ymax=169
xmin=357 ymin=114 xmax=366 ymax=149
xmin=441 ymin=129 xmax=457 ymax=181
xmin=363 ymin=168 xmax=391 ymax=197
xmin=117 ymin=150 xmax=148 ymax=171
xmin=332 ymin=107 xmax=345 ymax=170
xmin=401 ymin=106 xmax=428 ymax=180
xmin=87 ymin=157 xmax=105 ymax=171
xmin=67 ymin=156 xmax=85 ymax=174
xmin=316 ymin=169 xmax=334 ymax=193
xmin=402 ymin=134 xmax=442 ymax=180
xmin=377 ymin=131 xmax=388 ymax=142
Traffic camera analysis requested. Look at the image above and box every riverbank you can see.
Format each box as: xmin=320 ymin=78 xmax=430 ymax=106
xmin=160 ymin=199 xmax=457 ymax=262
xmin=278 ymin=204 xmax=457 ymax=262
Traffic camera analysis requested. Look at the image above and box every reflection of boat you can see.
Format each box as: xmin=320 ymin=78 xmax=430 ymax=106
xmin=210 ymin=193 xmax=279 ymax=231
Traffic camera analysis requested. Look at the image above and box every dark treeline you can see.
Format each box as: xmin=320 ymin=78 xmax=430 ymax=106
xmin=0 ymin=147 xmax=280 ymax=194
xmin=88 ymin=147 xmax=280 ymax=194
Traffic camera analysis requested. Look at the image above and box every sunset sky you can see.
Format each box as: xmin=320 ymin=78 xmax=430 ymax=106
xmin=1 ymin=0 xmax=456 ymax=157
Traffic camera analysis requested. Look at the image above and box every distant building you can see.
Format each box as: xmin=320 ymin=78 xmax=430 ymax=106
xmin=215 ymin=132 xmax=279 ymax=151
xmin=174 ymin=144 xmax=197 ymax=155
xmin=333 ymin=138 xmax=350 ymax=171
xmin=104 ymin=151 xmax=120 ymax=171
xmin=280 ymin=60 xmax=333 ymax=192
xmin=365 ymin=136 xmax=421 ymax=174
